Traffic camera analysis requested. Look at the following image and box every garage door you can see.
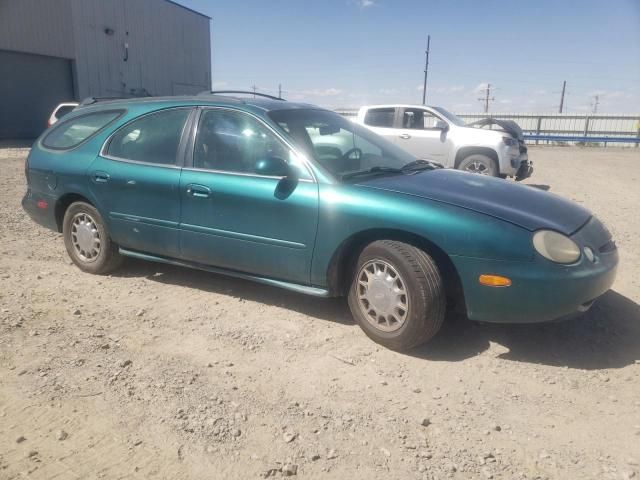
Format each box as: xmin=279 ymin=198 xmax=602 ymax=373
xmin=0 ymin=50 xmax=75 ymax=139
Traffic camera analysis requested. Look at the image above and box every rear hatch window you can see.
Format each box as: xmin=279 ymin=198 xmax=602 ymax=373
xmin=43 ymin=110 xmax=123 ymax=150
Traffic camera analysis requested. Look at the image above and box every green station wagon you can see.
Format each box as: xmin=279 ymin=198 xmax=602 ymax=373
xmin=23 ymin=92 xmax=619 ymax=350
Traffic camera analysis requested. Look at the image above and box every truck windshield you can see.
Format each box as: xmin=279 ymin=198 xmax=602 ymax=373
xmin=268 ymin=109 xmax=416 ymax=179
xmin=431 ymin=107 xmax=467 ymax=127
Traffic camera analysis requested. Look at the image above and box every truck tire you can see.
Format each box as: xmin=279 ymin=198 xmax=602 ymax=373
xmin=458 ymin=153 xmax=499 ymax=177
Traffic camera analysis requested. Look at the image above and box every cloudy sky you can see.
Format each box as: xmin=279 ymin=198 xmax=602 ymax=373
xmin=178 ymin=0 xmax=640 ymax=113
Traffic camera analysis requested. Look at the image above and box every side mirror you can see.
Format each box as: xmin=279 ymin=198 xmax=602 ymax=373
xmin=435 ymin=120 xmax=449 ymax=131
xmin=255 ymin=156 xmax=291 ymax=177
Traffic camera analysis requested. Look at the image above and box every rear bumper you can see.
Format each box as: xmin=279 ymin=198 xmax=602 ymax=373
xmin=22 ymin=189 xmax=59 ymax=232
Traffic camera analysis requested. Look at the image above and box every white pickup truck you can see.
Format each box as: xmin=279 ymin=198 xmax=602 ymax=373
xmin=355 ymin=105 xmax=532 ymax=180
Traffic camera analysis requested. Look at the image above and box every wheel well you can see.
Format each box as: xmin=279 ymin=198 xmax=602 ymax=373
xmin=54 ymin=193 xmax=92 ymax=232
xmin=454 ymin=146 xmax=499 ymax=172
xmin=327 ymin=229 xmax=466 ymax=313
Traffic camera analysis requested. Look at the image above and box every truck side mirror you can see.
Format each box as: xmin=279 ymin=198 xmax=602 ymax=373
xmin=435 ymin=120 xmax=449 ymax=131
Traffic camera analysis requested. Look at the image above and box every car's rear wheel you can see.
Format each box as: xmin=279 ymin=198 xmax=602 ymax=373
xmin=347 ymin=240 xmax=446 ymax=351
xmin=63 ymin=201 xmax=122 ymax=274
xmin=458 ymin=153 xmax=499 ymax=177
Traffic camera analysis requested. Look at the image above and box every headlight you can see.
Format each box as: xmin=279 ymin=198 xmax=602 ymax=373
xmin=502 ymin=136 xmax=517 ymax=146
xmin=532 ymin=230 xmax=581 ymax=264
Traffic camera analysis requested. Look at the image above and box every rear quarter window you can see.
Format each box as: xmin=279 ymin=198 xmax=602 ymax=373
xmin=42 ymin=110 xmax=123 ymax=150
xmin=54 ymin=105 xmax=76 ymax=119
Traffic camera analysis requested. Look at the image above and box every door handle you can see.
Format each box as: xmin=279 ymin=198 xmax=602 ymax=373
xmin=186 ymin=184 xmax=212 ymax=199
xmin=92 ymin=171 xmax=110 ymax=183
xmin=399 ymin=134 xmax=411 ymax=140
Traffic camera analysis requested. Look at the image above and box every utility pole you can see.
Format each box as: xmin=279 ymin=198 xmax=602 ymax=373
xmin=251 ymin=84 xmax=257 ymax=98
xmin=559 ymin=80 xmax=566 ymax=113
xmin=591 ymin=94 xmax=600 ymax=113
xmin=478 ymin=83 xmax=494 ymax=113
xmin=278 ymin=83 xmax=282 ymax=99
xmin=421 ymin=35 xmax=430 ymax=105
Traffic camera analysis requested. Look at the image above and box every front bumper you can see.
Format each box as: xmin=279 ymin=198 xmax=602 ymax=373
xmin=515 ymin=158 xmax=533 ymax=181
xmin=451 ymin=218 xmax=618 ymax=323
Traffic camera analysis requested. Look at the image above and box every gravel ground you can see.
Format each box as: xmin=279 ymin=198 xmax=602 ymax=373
xmin=1 ymin=146 xmax=639 ymax=479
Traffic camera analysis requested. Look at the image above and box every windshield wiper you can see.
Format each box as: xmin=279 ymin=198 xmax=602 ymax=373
xmin=341 ymin=166 xmax=403 ymax=180
xmin=341 ymin=160 xmax=444 ymax=180
xmin=401 ymin=159 xmax=444 ymax=172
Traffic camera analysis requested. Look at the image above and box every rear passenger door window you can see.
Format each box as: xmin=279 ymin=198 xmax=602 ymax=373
xmin=106 ymin=108 xmax=190 ymax=165
xmin=193 ymin=109 xmax=310 ymax=179
xmin=363 ymin=108 xmax=396 ymax=128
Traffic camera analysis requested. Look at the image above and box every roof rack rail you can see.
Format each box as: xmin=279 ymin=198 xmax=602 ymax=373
xmin=79 ymin=90 xmax=154 ymax=106
xmin=199 ymin=90 xmax=286 ymax=101
xmin=79 ymin=97 xmax=129 ymax=106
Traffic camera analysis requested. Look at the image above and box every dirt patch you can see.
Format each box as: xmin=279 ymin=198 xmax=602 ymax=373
xmin=1 ymin=147 xmax=639 ymax=479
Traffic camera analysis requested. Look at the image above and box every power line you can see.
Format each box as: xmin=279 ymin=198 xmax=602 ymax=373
xmin=477 ymin=83 xmax=495 ymax=113
xmin=559 ymin=80 xmax=566 ymax=113
xmin=421 ymin=35 xmax=431 ymax=105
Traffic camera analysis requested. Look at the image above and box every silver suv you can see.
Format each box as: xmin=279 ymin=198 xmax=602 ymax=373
xmin=356 ymin=105 xmax=532 ymax=180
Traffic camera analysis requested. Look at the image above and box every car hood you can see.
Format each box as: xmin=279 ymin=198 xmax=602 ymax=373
xmin=466 ymin=118 xmax=524 ymax=141
xmin=356 ymin=169 xmax=591 ymax=235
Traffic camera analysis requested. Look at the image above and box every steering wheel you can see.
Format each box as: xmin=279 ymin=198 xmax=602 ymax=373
xmin=342 ymin=147 xmax=363 ymax=161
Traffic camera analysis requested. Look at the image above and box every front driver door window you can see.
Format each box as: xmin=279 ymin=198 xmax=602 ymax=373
xmin=179 ymin=108 xmax=318 ymax=284
xmin=397 ymin=108 xmax=449 ymax=161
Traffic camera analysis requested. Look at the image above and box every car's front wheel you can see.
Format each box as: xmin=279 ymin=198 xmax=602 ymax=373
xmin=63 ymin=201 xmax=123 ymax=274
xmin=458 ymin=153 xmax=499 ymax=177
xmin=347 ymin=240 xmax=446 ymax=351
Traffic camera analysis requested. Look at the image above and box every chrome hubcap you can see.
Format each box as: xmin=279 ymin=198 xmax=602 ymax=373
xmin=465 ymin=161 xmax=489 ymax=175
xmin=71 ymin=213 xmax=101 ymax=262
xmin=356 ymin=260 xmax=408 ymax=332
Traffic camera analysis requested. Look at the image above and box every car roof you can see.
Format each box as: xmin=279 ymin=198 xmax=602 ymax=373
xmin=73 ymin=95 xmax=320 ymax=115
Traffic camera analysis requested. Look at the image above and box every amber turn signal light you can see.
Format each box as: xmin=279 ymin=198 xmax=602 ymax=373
xmin=479 ymin=274 xmax=512 ymax=287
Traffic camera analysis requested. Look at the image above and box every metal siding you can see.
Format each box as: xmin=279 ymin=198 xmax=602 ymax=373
xmin=0 ymin=0 xmax=211 ymax=138
xmin=0 ymin=0 xmax=74 ymax=59
xmin=0 ymin=50 xmax=74 ymax=138
xmin=69 ymin=0 xmax=210 ymax=98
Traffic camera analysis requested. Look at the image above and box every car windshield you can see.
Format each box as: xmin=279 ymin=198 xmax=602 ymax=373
xmin=431 ymin=107 xmax=467 ymax=127
xmin=268 ymin=108 xmax=417 ymax=180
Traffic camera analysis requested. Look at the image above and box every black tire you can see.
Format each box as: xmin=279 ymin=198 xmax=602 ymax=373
xmin=62 ymin=201 xmax=123 ymax=274
xmin=347 ymin=240 xmax=446 ymax=351
xmin=458 ymin=153 xmax=499 ymax=177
